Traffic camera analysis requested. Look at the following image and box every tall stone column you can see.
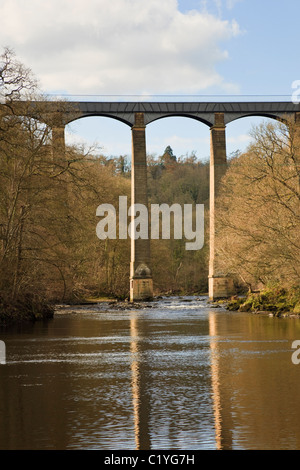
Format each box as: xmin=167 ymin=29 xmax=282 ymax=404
xmin=52 ymin=125 xmax=66 ymax=162
xmin=209 ymin=113 xmax=234 ymax=300
xmin=51 ymin=124 xmax=70 ymax=241
xmin=294 ymin=113 xmax=300 ymax=188
xmin=130 ymin=113 xmax=153 ymax=302
xmin=295 ymin=111 xmax=300 ymax=125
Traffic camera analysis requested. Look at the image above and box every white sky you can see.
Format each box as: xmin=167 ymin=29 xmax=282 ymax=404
xmin=0 ymin=0 xmax=240 ymax=95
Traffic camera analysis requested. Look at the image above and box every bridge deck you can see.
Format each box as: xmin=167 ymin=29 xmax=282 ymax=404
xmin=68 ymin=101 xmax=299 ymax=126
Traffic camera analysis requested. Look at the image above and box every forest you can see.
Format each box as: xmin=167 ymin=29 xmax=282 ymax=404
xmin=0 ymin=48 xmax=299 ymax=322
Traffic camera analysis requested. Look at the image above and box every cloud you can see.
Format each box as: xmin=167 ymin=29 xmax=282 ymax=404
xmin=227 ymin=134 xmax=250 ymax=144
xmin=0 ymin=0 xmax=241 ymax=95
xmin=226 ymin=0 xmax=243 ymax=10
xmin=211 ymin=0 xmax=243 ymax=14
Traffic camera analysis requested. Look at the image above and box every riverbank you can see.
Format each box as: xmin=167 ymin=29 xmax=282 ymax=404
xmin=1 ymin=287 xmax=300 ymax=325
xmin=0 ymin=294 xmax=54 ymax=325
xmin=224 ymin=287 xmax=300 ymax=317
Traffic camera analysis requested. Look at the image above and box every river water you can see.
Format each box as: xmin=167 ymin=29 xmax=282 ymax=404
xmin=0 ymin=296 xmax=300 ymax=450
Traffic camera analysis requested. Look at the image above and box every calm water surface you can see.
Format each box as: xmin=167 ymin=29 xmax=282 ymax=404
xmin=0 ymin=296 xmax=300 ymax=450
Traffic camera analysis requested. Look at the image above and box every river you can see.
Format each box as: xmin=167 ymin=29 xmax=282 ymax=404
xmin=0 ymin=295 xmax=299 ymax=450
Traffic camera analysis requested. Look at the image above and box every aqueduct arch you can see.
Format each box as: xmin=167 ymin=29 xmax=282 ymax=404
xmin=40 ymin=101 xmax=300 ymax=300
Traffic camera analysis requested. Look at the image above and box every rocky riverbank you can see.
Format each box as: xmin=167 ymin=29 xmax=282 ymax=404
xmin=225 ymin=287 xmax=300 ymax=317
xmin=1 ymin=288 xmax=300 ymax=325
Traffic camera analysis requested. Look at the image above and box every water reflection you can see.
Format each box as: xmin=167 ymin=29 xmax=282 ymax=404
xmin=209 ymin=312 xmax=233 ymax=450
xmin=1 ymin=298 xmax=300 ymax=449
xmin=208 ymin=310 xmax=300 ymax=450
xmin=128 ymin=301 xmax=215 ymax=450
xmin=130 ymin=316 xmax=151 ymax=450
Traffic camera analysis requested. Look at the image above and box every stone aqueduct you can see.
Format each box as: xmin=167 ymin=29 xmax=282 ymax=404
xmin=45 ymin=100 xmax=300 ymax=301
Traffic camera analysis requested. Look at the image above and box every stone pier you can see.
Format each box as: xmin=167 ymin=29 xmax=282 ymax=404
xmin=208 ymin=113 xmax=234 ymax=300
xmin=130 ymin=113 xmax=153 ymax=301
xmin=52 ymin=125 xmax=66 ymax=161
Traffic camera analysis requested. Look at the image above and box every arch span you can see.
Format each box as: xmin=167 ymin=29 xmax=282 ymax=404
xmin=66 ymin=112 xmax=133 ymax=127
xmin=16 ymin=100 xmax=299 ymax=129
xmin=146 ymin=113 xmax=213 ymax=128
xmin=225 ymin=112 xmax=291 ymax=126
xmin=68 ymin=101 xmax=299 ymax=129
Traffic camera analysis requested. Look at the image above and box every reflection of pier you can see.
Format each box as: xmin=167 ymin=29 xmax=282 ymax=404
xmin=130 ymin=309 xmax=235 ymax=450
xmin=208 ymin=310 xmax=300 ymax=450
xmin=129 ymin=306 xmax=300 ymax=450
xmin=130 ymin=316 xmax=151 ymax=450
xmin=209 ymin=312 xmax=234 ymax=450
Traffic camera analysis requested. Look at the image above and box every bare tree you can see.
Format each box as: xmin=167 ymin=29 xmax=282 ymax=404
xmin=215 ymin=118 xmax=300 ymax=291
